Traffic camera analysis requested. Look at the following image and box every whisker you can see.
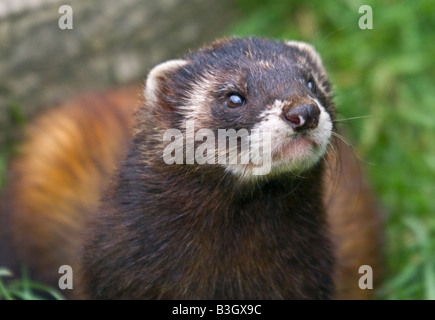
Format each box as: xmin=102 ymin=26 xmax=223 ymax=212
xmin=327 ymin=141 xmax=338 ymax=162
xmin=333 ymin=115 xmax=372 ymax=123
xmin=331 ymin=132 xmax=354 ymax=149
xmin=331 ymin=132 xmax=375 ymax=167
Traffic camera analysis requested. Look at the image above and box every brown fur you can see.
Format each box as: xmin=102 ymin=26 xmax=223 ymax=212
xmin=324 ymin=137 xmax=384 ymax=299
xmin=0 ymin=86 xmax=140 ymax=295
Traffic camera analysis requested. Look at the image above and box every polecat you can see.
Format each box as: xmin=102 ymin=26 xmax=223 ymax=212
xmin=0 ymin=37 xmax=383 ymax=299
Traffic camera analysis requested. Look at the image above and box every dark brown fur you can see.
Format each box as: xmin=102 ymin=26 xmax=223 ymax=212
xmin=82 ymin=140 xmax=333 ymax=299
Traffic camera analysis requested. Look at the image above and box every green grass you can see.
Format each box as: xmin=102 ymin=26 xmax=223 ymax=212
xmin=229 ymin=0 xmax=435 ymax=299
xmin=0 ymin=99 xmax=27 ymax=190
xmin=0 ymin=268 xmax=65 ymax=300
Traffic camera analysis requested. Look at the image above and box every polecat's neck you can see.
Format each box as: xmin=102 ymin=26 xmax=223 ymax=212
xmin=84 ymin=154 xmax=334 ymax=299
xmin=132 ymin=162 xmax=333 ymax=298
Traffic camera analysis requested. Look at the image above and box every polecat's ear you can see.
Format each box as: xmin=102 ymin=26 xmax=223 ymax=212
xmin=285 ymin=40 xmax=324 ymax=69
xmin=144 ymin=59 xmax=188 ymax=111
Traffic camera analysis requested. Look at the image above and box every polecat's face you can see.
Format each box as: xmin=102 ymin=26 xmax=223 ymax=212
xmin=145 ymin=37 xmax=335 ymax=180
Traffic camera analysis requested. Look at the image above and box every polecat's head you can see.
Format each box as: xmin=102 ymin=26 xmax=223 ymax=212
xmin=141 ymin=37 xmax=335 ymax=180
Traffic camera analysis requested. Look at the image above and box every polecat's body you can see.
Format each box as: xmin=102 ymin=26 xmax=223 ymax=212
xmin=0 ymin=37 xmax=383 ymax=299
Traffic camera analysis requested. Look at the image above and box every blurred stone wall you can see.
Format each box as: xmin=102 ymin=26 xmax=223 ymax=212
xmin=0 ymin=0 xmax=239 ymax=142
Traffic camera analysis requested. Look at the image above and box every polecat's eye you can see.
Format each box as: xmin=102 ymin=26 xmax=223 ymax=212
xmin=307 ymin=78 xmax=316 ymax=93
xmin=226 ymin=94 xmax=246 ymax=108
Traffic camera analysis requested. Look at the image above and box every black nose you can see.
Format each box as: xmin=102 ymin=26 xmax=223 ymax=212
xmin=284 ymin=104 xmax=320 ymax=131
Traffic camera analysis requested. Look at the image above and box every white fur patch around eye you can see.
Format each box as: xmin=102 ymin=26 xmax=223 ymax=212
xmin=178 ymin=71 xmax=217 ymax=122
xmin=284 ymin=41 xmax=329 ymax=94
xmin=222 ymin=98 xmax=332 ymax=180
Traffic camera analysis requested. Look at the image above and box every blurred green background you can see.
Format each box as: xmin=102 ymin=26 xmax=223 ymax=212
xmin=1 ymin=0 xmax=435 ymax=299
xmin=229 ymin=0 xmax=435 ymax=299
